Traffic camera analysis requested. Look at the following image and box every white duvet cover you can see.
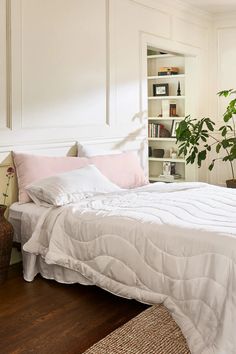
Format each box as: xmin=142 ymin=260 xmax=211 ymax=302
xmin=23 ymin=182 xmax=236 ymax=354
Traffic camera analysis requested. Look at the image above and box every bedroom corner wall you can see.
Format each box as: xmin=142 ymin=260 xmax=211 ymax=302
xmin=0 ymin=0 xmax=212 ymax=180
xmin=204 ymin=12 xmax=236 ymax=186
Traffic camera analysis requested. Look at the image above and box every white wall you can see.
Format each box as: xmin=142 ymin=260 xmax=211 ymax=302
xmin=0 ymin=0 xmax=212 ymax=180
xmin=204 ymin=12 xmax=236 ymax=186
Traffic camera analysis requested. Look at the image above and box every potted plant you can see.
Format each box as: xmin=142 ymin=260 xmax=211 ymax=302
xmin=0 ymin=167 xmax=15 ymax=284
xmin=176 ymin=89 xmax=236 ymax=188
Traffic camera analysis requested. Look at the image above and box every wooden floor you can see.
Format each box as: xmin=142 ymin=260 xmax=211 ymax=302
xmin=0 ymin=263 xmax=148 ymax=354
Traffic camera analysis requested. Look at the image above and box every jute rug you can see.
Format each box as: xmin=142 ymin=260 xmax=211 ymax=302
xmin=83 ymin=304 xmax=191 ymax=354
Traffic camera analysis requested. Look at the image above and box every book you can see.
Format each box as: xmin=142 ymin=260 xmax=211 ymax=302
xmin=169 ymin=103 xmax=177 ymax=117
xmin=158 ymin=174 xmax=182 ymax=180
xmin=148 ymin=123 xmax=162 ymax=138
xmin=162 ymin=100 xmax=170 ymax=117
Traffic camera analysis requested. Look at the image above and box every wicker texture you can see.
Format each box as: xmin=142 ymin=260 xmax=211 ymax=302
xmin=0 ymin=205 xmax=14 ymax=284
xmin=226 ymin=179 xmax=236 ymax=188
xmin=83 ymin=304 xmax=190 ymax=354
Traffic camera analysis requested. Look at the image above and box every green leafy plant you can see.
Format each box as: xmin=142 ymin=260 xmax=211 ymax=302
xmin=176 ymin=89 xmax=236 ymax=180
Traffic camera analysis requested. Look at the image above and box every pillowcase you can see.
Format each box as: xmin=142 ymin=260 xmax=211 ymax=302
xmin=26 ymin=165 xmax=121 ymax=207
xmin=13 ymin=152 xmax=89 ymax=204
xmin=88 ymin=151 xmax=149 ymax=189
xmin=13 ymin=151 xmax=148 ymax=203
xmin=77 ymin=143 xmax=121 ymax=157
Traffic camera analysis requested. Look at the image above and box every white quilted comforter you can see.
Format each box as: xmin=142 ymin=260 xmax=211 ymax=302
xmin=23 ymin=182 xmax=236 ymax=354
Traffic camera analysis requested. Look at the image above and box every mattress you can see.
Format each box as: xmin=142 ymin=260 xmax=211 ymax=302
xmin=9 ymin=202 xmax=45 ymax=243
xmin=9 ymin=203 xmax=91 ymax=285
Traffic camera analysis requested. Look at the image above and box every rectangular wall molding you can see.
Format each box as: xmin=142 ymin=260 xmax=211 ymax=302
xmin=0 ymin=0 xmax=7 ymax=130
xmin=11 ymin=0 xmax=110 ymax=131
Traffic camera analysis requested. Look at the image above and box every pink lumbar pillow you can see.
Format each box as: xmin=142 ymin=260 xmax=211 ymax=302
xmin=77 ymin=143 xmax=122 ymax=157
xmin=88 ymin=151 xmax=149 ymax=189
xmin=13 ymin=152 xmax=89 ymax=204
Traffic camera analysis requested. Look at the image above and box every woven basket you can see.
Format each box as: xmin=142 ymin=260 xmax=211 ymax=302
xmin=0 ymin=205 xmax=14 ymax=285
xmin=226 ymin=179 xmax=236 ymax=188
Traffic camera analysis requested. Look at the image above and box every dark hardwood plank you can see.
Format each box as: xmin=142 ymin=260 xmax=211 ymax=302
xmin=0 ymin=263 xmax=148 ymax=354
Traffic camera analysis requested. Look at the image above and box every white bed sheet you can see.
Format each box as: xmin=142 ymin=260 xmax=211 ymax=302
xmin=9 ymin=203 xmax=92 ymax=285
xmin=10 ymin=202 xmax=45 ymax=243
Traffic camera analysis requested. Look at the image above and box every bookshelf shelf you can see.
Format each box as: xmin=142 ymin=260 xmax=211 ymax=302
xmin=148 ymin=116 xmax=185 ymax=121
xmin=147 ymin=54 xmax=174 ymax=59
xmin=149 ymin=157 xmax=185 ymax=163
xmin=148 ymin=74 xmax=185 ymax=80
xmin=148 ymin=137 xmax=176 ymax=142
xmin=149 ymin=176 xmax=186 ymax=183
xmin=148 ymin=96 xmax=185 ymax=100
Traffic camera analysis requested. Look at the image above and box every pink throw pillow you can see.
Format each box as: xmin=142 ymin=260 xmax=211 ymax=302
xmin=88 ymin=152 xmax=148 ymax=189
xmin=13 ymin=153 xmax=89 ymax=203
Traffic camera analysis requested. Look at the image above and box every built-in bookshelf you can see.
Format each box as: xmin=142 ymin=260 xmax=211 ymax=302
xmin=147 ymin=47 xmax=193 ymax=183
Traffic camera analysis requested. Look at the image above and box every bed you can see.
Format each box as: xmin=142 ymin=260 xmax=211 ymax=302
xmin=9 ymin=202 xmax=92 ymax=285
xmin=9 ymin=181 xmax=236 ymax=354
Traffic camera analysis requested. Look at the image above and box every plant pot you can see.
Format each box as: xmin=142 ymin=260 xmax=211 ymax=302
xmin=0 ymin=205 xmax=14 ymax=284
xmin=226 ymin=179 xmax=236 ymax=188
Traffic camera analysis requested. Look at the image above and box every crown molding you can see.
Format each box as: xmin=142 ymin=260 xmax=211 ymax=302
xmin=213 ymin=10 xmax=236 ymax=23
xmin=130 ymin=0 xmax=212 ymax=25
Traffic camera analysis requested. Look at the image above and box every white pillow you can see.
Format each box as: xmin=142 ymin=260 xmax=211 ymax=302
xmin=26 ymin=165 xmax=121 ymax=207
xmin=78 ymin=144 xmax=121 ymax=157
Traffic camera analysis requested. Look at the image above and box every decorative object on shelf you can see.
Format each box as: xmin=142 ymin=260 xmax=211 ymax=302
xmin=162 ymin=161 xmax=176 ymax=176
xmin=162 ymin=100 xmax=170 ymax=117
xmin=171 ymin=162 xmax=176 ymax=175
xmin=148 ymin=147 xmax=152 ymax=157
xmin=171 ymin=152 xmax=177 ymax=159
xmin=163 ymin=161 xmax=171 ymax=176
xmin=171 ymin=120 xmax=180 ymax=137
xmin=176 ymin=89 xmax=236 ymax=188
xmin=158 ymin=67 xmax=179 ymax=76
xmin=170 ymin=104 xmax=177 ymax=117
xmin=153 ymin=149 xmax=165 ymax=158
xmin=0 ymin=167 xmax=15 ymax=285
xmin=177 ymin=81 xmax=181 ymax=96
xmin=159 ymin=127 xmax=171 ymax=138
xmin=153 ymin=83 xmax=169 ymax=97
xmin=170 ymin=148 xmax=178 ymax=159
xmin=160 ymin=161 xmax=181 ymax=181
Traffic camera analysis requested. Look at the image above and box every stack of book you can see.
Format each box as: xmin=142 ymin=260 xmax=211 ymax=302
xmin=148 ymin=123 xmax=163 ymax=138
xmin=158 ymin=67 xmax=179 ymax=76
xmin=158 ymin=174 xmax=182 ymax=181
